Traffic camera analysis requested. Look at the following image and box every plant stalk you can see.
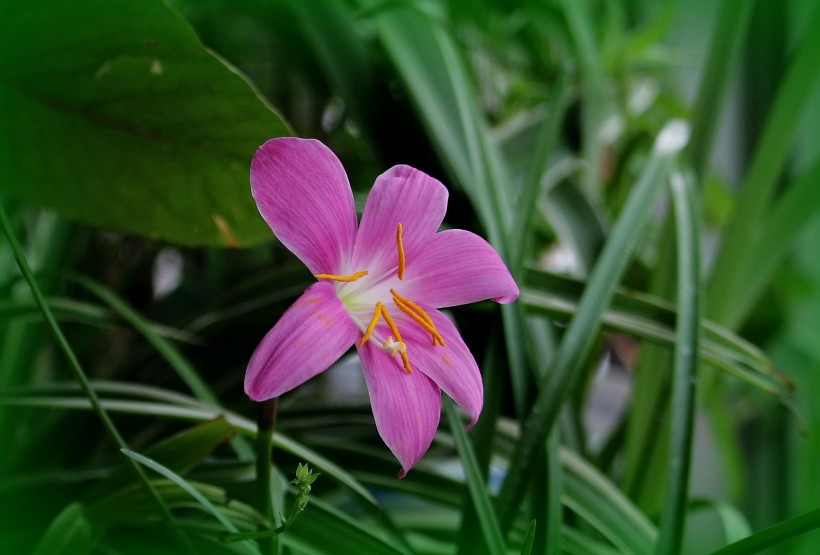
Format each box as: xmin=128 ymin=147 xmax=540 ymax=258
xmin=256 ymin=398 xmax=279 ymax=555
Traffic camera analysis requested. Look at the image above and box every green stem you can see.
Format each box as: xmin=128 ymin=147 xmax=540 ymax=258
xmin=256 ymin=398 xmax=279 ymax=555
xmin=0 ymin=206 xmax=194 ymax=554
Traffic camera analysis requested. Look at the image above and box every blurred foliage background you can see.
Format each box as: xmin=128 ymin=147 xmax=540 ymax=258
xmin=2 ymin=0 xmax=820 ymax=553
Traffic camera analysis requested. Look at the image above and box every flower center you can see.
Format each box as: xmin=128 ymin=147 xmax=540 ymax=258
xmin=314 ymin=222 xmax=445 ymax=373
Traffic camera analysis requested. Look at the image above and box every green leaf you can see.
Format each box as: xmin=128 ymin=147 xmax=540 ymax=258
xmin=32 ymin=503 xmax=101 ymax=555
xmin=709 ymin=507 xmax=820 ymax=555
xmin=521 ymin=269 xmax=791 ymax=403
xmin=655 ymin=170 xmax=701 ymax=555
xmin=496 ymin=120 xmax=689 ymax=532
xmin=688 ymin=0 xmax=754 ymax=178
xmin=120 ymin=449 xmax=252 ymax=544
xmin=284 ymin=495 xmax=411 ymax=555
xmin=88 ymin=417 xmax=236 ymax=500
xmin=72 ymin=274 xmax=254 ymax=460
xmin=444 ymin=400 xmax=506 ymax=555
xmin=0 ymin=0 xmax=289 ymax=246
xmin=561 ymin=449 xmax=657 ymax=555
xmin=689 ymin=499 xmax=752 ymax=545
xmin=520 ymin=520 xmax=537 ymax=555
xmin=0 ymin=391 xmax=379 ymax=508
xmin=706 ymin=3 xmax=820 ymax=328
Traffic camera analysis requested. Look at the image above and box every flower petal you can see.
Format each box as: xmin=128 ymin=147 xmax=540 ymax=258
xmin=352 ymin=165 xmax=448 ymax=277
xmin=358 ymin=341 xmax=442 ymax=477
xmin=395 ymin=308 xmax=483 ymax=427
xmin=251 ymin=138 xmax=357 ymax=275
xmin=401 ymin=229 xmax=519 ymax=308
xmin=245 ymin=282 xmax=358 ymax=401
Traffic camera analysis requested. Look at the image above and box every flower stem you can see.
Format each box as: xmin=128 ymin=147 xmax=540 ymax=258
xmin=256 ymin=398 xmax=279 ymax=555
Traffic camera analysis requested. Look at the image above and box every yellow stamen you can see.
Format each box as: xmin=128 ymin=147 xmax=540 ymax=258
xmin=396 ymin=223 xmax=406 ymax=280
xmin=359 ymin=302 xmax=383 ymax=346
xmin=390 ymin=289 xmax=445 ymax=346
xmin=314 ymin=270 xmax=368 ymax=282
xmin=381 ymin=304 xmax=412 ymax=373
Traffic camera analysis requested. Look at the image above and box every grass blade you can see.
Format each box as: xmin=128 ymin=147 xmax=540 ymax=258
xmin=707 ymin=3 xmax=820 ymax=328
xmin=120 ymin=448 xmax=241 ymax=535
xmin=710 ymin=507 xmax=820 ymax=555
xmin=444 ymin=400 xmax=506 ymax=555
xmin=0 ymin=393 xmax=379 ymax=508
xmin=562 ymin=449 xmax=657 ymax=555
xmin=0 ymin=205 xmax=195 ymax=554
xmin=496 ymin=120 xmax=690 ymax=532
xmin=654 ymin=170 xmax=701 ymax=555
xmin=688 ymin=0 xmax=754 ymax=178
xmin=72 ymin=274 xmax=254 ymax=460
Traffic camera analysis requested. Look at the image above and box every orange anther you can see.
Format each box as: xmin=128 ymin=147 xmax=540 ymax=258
xmin=314 ymin=270 xmax=368 ymax=282
xmin=396 ymin=223 xmax=406 ymax=280
xmin=359 ymin=302 xmax=383 ymax=346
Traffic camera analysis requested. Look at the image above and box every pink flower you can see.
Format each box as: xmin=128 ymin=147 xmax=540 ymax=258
xmin=245 ymin=138 xmax=518 ymax=476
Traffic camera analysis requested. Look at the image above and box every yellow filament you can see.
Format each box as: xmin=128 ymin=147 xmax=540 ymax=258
xmin=381 ymin=305 xmax=412 ymax=373
xmin=396 ymin=223 xmax=406 ymax=280
xmin=359 ymin=302 xmax=383 ymax=346
xmin=391 ymin=291 xmax=445 ymax=346
xmin=314 ymin=270 xmax=368 ymax=282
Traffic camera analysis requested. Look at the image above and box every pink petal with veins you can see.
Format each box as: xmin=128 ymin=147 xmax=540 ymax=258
xmin=394 ymin=307 xmax=483 ymax=428
xmin=401 ymin=229 xmax=519 ymax=308
xmin=245 ymin=282 xmax=358 ymax=401
xmin=251 ymin=138 xmax=357 ymax=275
xmin=352 ymin=165 xmax=447 ymax=278
xmin=358 ymin=341 xmax=442 ymax=477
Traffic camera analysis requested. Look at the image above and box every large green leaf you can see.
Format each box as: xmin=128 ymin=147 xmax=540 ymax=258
xmin=0 ymin=0 xmax=289 ymax=246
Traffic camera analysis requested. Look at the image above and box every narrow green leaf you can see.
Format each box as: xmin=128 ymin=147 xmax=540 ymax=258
xmin=284 ymin=495 xmax=410 ymax=555
xmin=710 ymin=507 xmax=820 ymax=555
xmin=0 ymin=296 xmax=200 ymax=343
xmin=520 ymin=520 xmax=537 ymax=555
xmin=707 ymin=3 xmax=820 ymax=328
xmin=121 ymin=449 xmax=244 ymax=537
xmin=688 ymin=0 xmax=755 ymax=178
xmin=444 ymin=400 xmax=506 ymax=555
xmin=89 ymin=417 xmax=235 ymax=500
xmin=521 ymin=270 xmax=790 ymax=402
xmin=0 ymin=0 xmax=289 ymax=246
xmin=654 ymin=170 xmax=701 ymax=555
xmin=0 ymin=392 xmax=378 ymax=508
xmin=739 ymin=156 xmax=820 ymax=318
xmin=511 ymin=66 xmax=573 ymax=272
xmin=561 ymin=526 xmax=621 ymax=555
xmin=561 ymin=449 xmax=657 ymax=555
xmin=496 ymin=120 xmax=690 ymax=531
xmin=689 ymin=499 xmax=752 ymax=545
xmin=0 ymin=205 xmax=195 ymax=554
xmin=72 ymin=273 xmax=254 ymax=460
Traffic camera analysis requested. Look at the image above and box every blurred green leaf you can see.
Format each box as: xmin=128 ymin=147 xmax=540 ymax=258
xmin=32 ymin=502 xmax=101 ymax=555
xmin=522 ymin=268 xmax=791 ymax=403
xmin=121 ymin=448 xmax=259 ymax=555
xmin=285 ymin=495 xmax=411 ymax=555
xmin=561 ymin=449 xmax=657 ymax=555
xmin=89 ymin=417 xmax=235 ymax=500
xmin=710 ymin=507 xmax=820 ymax=555
xmin=444 ymin=400 xmax=505 ymax=555
xmin=0 ymin=0 xmax=289 ymax=246
xmin=496 ymin=120 xmax=689 ymax=531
